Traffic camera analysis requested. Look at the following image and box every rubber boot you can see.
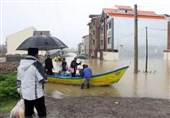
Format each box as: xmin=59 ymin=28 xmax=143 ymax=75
xmin=81 ymin=83 xmax=84 ymax=89
xmin=87 ymin=83 xmax=90 ymax=89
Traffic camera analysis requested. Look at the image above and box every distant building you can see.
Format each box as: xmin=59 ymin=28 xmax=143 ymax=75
xmin=33 ymin=31 xmax=51 ymax=36
xmin=82 ymin=35 xmax=89 ymax=56
xmin=6 ymin=27 xmax=51 ymax=56
xmin=78 ymin=42 xmax=84 ymax=54
xmin=78 ymin=35 xmax=89 ymax=56
xmin=6 ymin=26 xmax=36 ymax=55
xmin=88 ymin=15 xmax=100 ymax=58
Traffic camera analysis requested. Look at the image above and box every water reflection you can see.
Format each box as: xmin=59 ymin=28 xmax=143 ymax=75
xmin=132 ymin=74 xmax=138 ymax=97
xmin=45 ymin=83 xmax=120 ymax=98
xmin=45 ymin=57 xmax=170 ymax=99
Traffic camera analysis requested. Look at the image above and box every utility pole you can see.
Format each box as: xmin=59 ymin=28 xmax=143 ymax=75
xmin=145 ymin=26 xmax=148 ymax=73
xmin=134 ymin=4 xmax=138 ymax=73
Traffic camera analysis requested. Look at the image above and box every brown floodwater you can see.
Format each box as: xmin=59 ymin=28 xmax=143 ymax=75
xmin=45 ymin=56 xmax=170 ymax=99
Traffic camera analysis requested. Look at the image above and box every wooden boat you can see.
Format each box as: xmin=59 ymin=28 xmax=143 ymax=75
xmin=48 ymin=66 xmax=129 ymax=86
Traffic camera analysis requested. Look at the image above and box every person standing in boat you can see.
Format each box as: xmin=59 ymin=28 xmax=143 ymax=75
xmin=45 ymin=55 xmax=54 ymax=75
xmin=81 ymin=64 xmax=92 ymax=89
xmin=70 ymin=57 xmax=81 ymax=77
xmin=60 ymin=58 xmax=68 ymax=76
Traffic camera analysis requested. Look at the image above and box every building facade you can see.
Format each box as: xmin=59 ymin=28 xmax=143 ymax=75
xmin=78 ymin=42 xmax=84 ymax=54
xmin=88 ymin=5 xmax=170 ymax=60
xmin=6 ymin=27 xmax=51 ymax=56
xmin=88 ymin=15 xmax=100 ymax=58
xmin=163 ymin=16 xmax=170 ymax=60
xmin=82 ymin=35 xmax=89 ymax=56
xmin=6 ymin=27 xmax=36 ymax=55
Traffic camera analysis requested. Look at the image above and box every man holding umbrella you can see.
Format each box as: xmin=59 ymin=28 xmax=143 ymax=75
xmin=16 ymin=35 xmax=68 ymax=117
xmin=17 ymin=48 xmax=47 ymax=117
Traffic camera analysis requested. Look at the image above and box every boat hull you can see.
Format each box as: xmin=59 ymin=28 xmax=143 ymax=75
xmin=48 ymin=66 xmax=129 ymax=86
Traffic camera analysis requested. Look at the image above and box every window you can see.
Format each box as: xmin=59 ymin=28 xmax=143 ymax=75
xmin=107 ymin=37 xmax=111 ymax=44
xmin=109 ymin=22 xmax=111 ymax=29
xmin=93 ymin=39 xmax=95 ymax=45
xmin=93 ymin=21 xmax=95 ymax=26
xmin=101 ymin=40 xmax=103 ymax=46
xmin=93 ymin=30 xmax=95 ymax=35
xmin=107 ymin=22 xmax=111 ymax=29
xmin=100 ymin=28 xmax=103 ymax=34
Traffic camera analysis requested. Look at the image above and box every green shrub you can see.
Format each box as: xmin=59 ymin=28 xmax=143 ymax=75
xmin=0 ymin=73 xmax=18 ymax=101
xmin=0 ymin=73 xmax=19 ymax=113
xmin=0 ymin=74 xmax=6 ymax=82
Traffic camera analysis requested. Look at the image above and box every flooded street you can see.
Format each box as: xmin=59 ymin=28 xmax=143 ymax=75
xmin=45 ymin=56 xmax=170 ymax=99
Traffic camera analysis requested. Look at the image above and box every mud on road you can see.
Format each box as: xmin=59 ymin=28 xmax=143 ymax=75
xmin=45 ymin=96 xmax=170 ymax=118
xmin=0 ymin=62 xmax=19 ymax=73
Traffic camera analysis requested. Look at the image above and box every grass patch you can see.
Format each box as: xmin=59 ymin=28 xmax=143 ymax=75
xmin=0 ymin=72 xmax=19 ymax=114
xmin=0 ymin=99 xmax=18 ymax=113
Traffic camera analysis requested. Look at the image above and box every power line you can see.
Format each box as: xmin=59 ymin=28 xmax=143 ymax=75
xmin=117 ymin=27 xmax=168 ymax=41
xmin=117 ymin=28 xmax=145 ymax=40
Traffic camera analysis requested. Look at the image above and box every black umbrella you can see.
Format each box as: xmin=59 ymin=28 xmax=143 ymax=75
xmin=16 ymin=35 xmax=68 ymax=50
xmin=75 ymin=54 xmax=88 ymax=59
xmin=61 ymin=54 xmax=72 ymax=58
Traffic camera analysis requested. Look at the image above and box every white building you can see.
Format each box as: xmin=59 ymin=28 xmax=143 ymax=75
xmin=6 ymin=27 xmax=51 ymax=56
xmin=6 ymin=27 xmax=36 ymax=55
xmin=100 ymin=5 xmax=169 ymax=60
xmin=82 ymin=35 xmax=89 ymax=56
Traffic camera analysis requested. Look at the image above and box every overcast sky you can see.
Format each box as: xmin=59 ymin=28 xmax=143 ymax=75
xmin=1 ymin=0 xmax=170 ymax=49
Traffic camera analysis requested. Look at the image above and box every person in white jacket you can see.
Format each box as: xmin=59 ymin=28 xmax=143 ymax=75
xmin=17 ymin=48 xmax=47 ymax=118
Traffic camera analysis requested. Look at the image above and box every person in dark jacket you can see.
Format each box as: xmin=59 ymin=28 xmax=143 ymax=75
xmin=70 ymin=57 xmax=81 ymax=77
xmin=45 ymin=55 xmax=54 ymax=75
xmin=60 ymin=58 xmax=68 ymax=76
xmin=81 ymin=64 xmax=92 ymax=89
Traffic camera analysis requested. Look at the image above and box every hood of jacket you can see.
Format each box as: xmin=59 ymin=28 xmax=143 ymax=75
xmin=18 ymin=55 xmax=38 ymax=71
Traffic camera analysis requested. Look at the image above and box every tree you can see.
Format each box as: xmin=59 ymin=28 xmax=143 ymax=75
xmin=0 ymin=44 xmax=7 ymax=56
